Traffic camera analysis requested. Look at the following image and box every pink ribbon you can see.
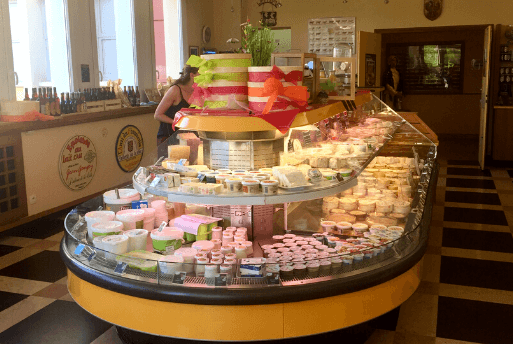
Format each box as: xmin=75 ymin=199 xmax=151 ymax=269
xmin=188 ymin=83 xmax=212 ymax=107
xmin=248 ymin=66 xmax=303 ymax=85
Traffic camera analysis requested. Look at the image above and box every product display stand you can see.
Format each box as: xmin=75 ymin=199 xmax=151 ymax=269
xmin=60 ymin=95 xmax=438 ymax=343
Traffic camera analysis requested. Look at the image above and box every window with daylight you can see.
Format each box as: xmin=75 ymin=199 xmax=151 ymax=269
xmin=387 ymin=42 xmax=464 ymax=94
xmin=8 ymin=0 xmax=71 ymax=98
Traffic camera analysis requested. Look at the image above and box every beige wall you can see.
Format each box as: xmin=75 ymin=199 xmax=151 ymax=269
xmin=184 ymin=0 xmax=215 ymax=55
xmin=22 ymin=113 xmax=159 ymax=216
xmin=243 ymin=0 xmax=506 ymax=52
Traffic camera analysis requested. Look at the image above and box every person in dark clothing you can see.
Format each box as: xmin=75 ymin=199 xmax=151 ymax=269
xmin=154 ymin=65 xmax=199 ymax=145
xmin=383 ymin=55 xmax=403 ymax=110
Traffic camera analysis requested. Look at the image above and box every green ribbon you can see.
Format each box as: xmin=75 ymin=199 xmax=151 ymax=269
xmin=195 ymin=72 xmax=248 ymax=87
xmin=203 ymin=100 xmax=228 ymax=108
xmin=187 ymin=55 xmax=251 ymax=74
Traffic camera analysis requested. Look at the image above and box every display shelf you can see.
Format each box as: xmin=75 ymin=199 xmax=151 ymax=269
xmin=136 ymin=176 xmax=358 ymax=206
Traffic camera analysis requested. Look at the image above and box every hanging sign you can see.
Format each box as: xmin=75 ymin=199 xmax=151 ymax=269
xmin=59 ymin=135 xmax=97 ymax=191
xmin=115 ymin=125 xmax=144 ymax=173
xmin=261 ymin=11 xmax=277 ymax=26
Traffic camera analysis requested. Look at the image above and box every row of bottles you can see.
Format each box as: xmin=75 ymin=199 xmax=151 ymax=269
xmin=24 ymin=87 xmax=62 ymax=116
xmin=123 ymin=86 xmax=141 ymax=107
xmin=24 ymin=84 xmax=142 ymax=115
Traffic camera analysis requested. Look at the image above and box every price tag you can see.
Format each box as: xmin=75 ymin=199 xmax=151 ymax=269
xmin=214 ymin=273 xmax=228 ymax=286
xmin=157 ymin=221 xmax=167 ymax=232
xmin=172 ymin=271 xmax=187 ymax=284
xmin=155 ymin=156 xmax=165 ymax=166
xmin=87 ymin=251 xmax=96 ymax=262
xmin=74 ymin=244 xmax=85 ymax=255
xmin=149 ymin=177 xmax=161 ymax=188
xmin=114 ymin=262 xmax=128 ymax=274
xmin=266 ymin=272 xmax=280 ymax=285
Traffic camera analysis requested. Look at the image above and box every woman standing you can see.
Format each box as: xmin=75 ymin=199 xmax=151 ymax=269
xmin=383 ymin=55 xmax=403 ymax=110
xmin=154 ymin=65 xmax=199 ymax=145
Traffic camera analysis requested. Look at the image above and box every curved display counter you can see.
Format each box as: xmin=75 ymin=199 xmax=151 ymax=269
xmin=60 ymin=94 xmax=438 ymax=343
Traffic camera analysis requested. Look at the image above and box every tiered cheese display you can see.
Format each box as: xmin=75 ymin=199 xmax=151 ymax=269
xmin=63 ymin=71 xmax=437 ymax=292
xmin=72 ymin=89 xmax=435 ymax=285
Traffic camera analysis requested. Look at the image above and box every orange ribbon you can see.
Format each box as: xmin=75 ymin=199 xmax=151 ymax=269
xmin=261 ymin=77 xmax=309 ymax=115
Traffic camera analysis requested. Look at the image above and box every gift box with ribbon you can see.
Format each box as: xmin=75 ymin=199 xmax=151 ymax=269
xmin=187 ymin=54 xmax=251 ymax=109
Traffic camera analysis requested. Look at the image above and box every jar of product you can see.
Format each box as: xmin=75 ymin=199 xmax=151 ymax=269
xmin=215 ymin=174 xmax=231 ymax=189
xmin=242 ymin=180 xmax=260 ymax=194
xmin=279 ymin=265 xmax=294 ymax=279
xmin=261 ymin=180 xmax=279 ymax=194
xmin=320 ymin=220 xmax=336 ymax=232
xmin=225 ymin=178 xmax=242 ymax=193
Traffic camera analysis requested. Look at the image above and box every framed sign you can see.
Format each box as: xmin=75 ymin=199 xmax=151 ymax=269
xmin=115 ymin=125 xmax=144 ymax=173
xmin=261 ymin=11 xmax=277 ymax=27
xmin=59 ymin=135 xmax=97 ymax=191
xmin=308 ymin=17 xmax=355 ymax=56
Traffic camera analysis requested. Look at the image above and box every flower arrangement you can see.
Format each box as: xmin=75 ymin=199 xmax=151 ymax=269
xmin=239 ymin=19 xmax=277 ymax=66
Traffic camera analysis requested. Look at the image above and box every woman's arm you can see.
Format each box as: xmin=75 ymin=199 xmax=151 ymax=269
xmin=154 ymin=86 xmax=180 ymax=124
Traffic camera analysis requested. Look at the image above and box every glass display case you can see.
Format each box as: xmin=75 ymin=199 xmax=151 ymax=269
xmin=317 ymin=57 xmax=356 ymax=100
xmin=60 ymin=94 xmax=438 ymax=341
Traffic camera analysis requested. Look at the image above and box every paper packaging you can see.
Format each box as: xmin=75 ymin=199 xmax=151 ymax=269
xmin=131 ymin=200 xmax=149 ymax=209
xmin=240 ymin=258 xmax=266 ymax=277
xmin=168 ymin=145 xmax=190 ymax=161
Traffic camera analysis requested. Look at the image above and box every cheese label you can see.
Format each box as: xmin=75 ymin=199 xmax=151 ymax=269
xmin=59 ymin=135 xmax=97 ymax=191
xmin=116 ymin=125 xmax=144 ymax=173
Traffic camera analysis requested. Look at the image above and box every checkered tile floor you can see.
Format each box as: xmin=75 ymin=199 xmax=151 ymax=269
xmin=0 ymin=140 xmax=512 ymax=344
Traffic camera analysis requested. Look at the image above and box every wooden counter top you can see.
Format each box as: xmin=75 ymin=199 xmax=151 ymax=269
xmin=494 ymin=106 xmax=513 ymax=109
xmin=0 ymin=105 xmax=157 ymax=135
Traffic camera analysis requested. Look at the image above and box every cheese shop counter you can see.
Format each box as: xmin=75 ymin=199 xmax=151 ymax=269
xmin=59 ymin=162 xmax=436 ymax=341
xmin=58 ymin=93 xmax=439 ymax=341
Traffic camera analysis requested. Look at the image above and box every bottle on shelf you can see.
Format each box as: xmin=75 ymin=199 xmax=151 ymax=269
xmin=130 ymin=86 xmax=136 ymax=106
xmin=31 ymin=88 xmax=37 ymax=101
xmin=37 ymin=87 xmax=42 ymax=101
xmin=135 ymin=86 xmax=141 ymax=106
xmin=24 ymin=88 xmax=30 ymax=101
xmin=123 ymin=86 xmax=128 ymax=100
xmin=53 ymin=87 xmax=61 ymax=116
xmin=39 ymin=88 xmax=47 ymax=115
xmin=81 ymin=91 xmax=87 ymax=112
xmin=46 ymin=87 xmax=53 ymax=115
xmin=65 ymin=93 xmax=71 ymax=113
xmin=72 ymin=93 xmax=78 ymax=113
xmin=60 ymin=93 xmax=66 ymax=114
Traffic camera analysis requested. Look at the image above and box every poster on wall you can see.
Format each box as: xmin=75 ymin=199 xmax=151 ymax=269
xmin=116 ymin=125 xmax=144 ymax=173
xmin=59 ymin=135 xmax=97 ymax=191
xmin=308 ymin=17 xmax=355 ymax=56
xmin=365 ymin=54 xmax=376 ymax=87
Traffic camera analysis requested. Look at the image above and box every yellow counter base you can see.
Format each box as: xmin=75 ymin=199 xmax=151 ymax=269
xmin=67 ymin=261 xmax=421 ymax=341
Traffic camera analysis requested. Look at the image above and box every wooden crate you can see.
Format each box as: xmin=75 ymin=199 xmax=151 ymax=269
xmin=145 ymin=88 xmax=162 ymax=102
xmin=104 ymin=99 xmax=122 ymax=111
xmin=86 ymin=101 xmax=105 ymax=113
